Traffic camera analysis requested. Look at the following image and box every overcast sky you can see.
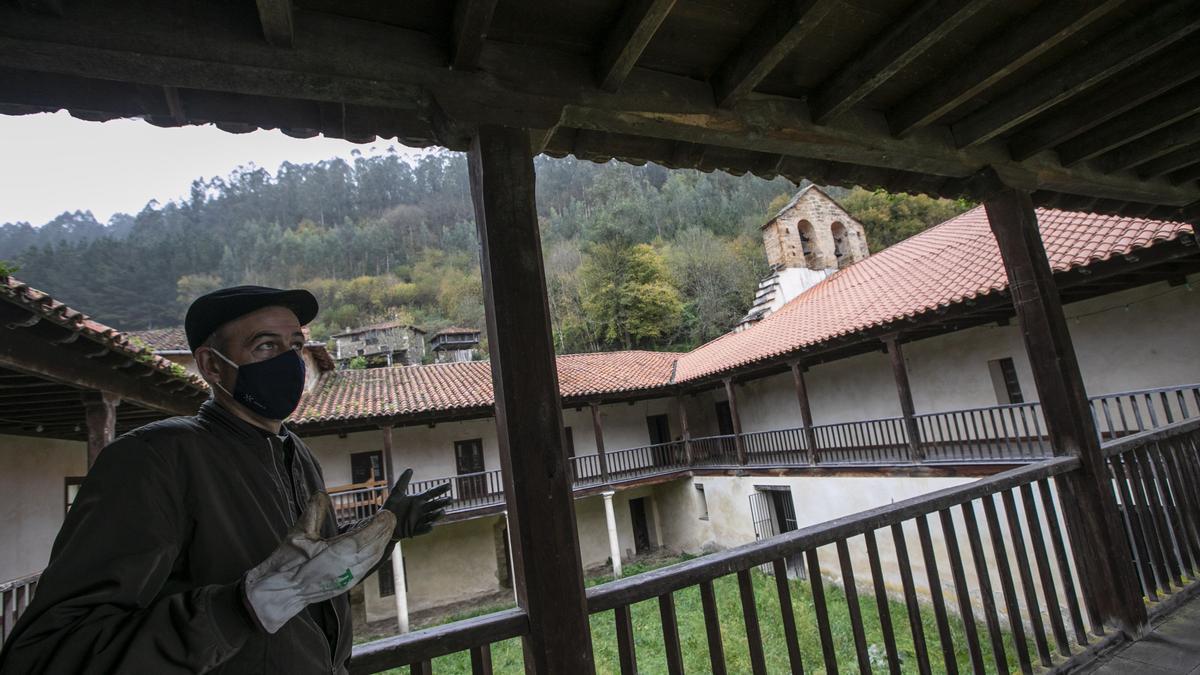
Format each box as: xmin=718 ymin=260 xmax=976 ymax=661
xmin=0 ymin=111 xmax=429 ymax=226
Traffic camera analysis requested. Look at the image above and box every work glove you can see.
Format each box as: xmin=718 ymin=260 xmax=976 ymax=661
xmin=244 ymin=491 xmax=395 ymax=634
xmin=382 ymin=468 xmax=453 ymax=540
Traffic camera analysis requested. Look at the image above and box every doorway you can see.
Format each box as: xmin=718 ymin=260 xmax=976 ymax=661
xmin=454 ymin=438 xmax=486 ymax=500
xmin=350 ymin=450 xmax=385 ymax=484
xmin=749 ymin=486 xmax=802 ymax=576
xmin=630 ymin=497 xmax=651 ymax=555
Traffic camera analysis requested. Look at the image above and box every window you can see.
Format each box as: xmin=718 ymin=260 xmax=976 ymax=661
xmin=646 ymin=414 xmax=670 ymax=445
xmin=988 ymin=357 xmax=1024 ymax=404
xmin=715 ymin=401 xmax=734 ymax=436
xmin=695 ymin=484 xmax=709 ymax=520
xmin=564 ymin=426 xmax=575 ymax=458
xmin=64 ymin=476 xmax=84 ymax=516
xmin=378 ymin=554 xmax=396 ymax=597
xmin=350 ymin=450 xmax=385 ymax=484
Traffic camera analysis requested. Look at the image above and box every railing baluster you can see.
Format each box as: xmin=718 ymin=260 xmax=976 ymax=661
xmin=982 ymin=495 xmax=1032 ymax=674
xmin=699 ymin=580 xmax=727 ymax=675
xmin=737 ymin=569 xmax=768 ymax=675
xmin=771 ymin=559 xmax=804 ymax=675
xmin=864 ymin=529 xmax=901 ymax=675
xmin=915 ymin=514 xmax=958 ymax=675
xmin=803 ymin=549 xmax=838 ymax=675
xmin=469 ymin=644 xmax=492 ymax=675
xmin=1131 ymin=446 xmax=1179 ymax=587
xmin=961 ymin=502 xmax=1009 ymax=674
xmin=1145 ymin=444 xmax=1190 ymax=579
xmin=890 ymin=523 xmax=932 ymax=675
xmin=1000 ymin=489 xmax=1052 ymax=668
xmin=937 ymin=508 xmax=984 ymax=673
xmin=410 ymin=660 xmax=431 ymax=675
xmin=658 ymin=593 xmax=684 ymax=675
xmin=835 ymin=539 xmax=871 ymax=674
xmin=1111 ymin=452 xmax=1159 ymax=600
xmin=614 ymin=604 xmax=637 ymax=675
xmin=1018 ymin=483 xmax=1071 ymax=658
xmin=1035 ymin=479 xmax=1091 ymax=642
xmin=1154 ymin=442 xmax=1200 ymax=576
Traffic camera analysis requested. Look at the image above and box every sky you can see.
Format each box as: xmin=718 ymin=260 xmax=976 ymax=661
xmin=0 ymin=111 xmax=429 ymax=226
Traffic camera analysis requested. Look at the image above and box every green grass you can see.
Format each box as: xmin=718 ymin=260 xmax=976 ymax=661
xmin=375 ymin=555 xmax=1031 ymax=674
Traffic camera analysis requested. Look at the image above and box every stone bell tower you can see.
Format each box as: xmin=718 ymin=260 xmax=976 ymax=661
xmin=737 ymin=185 xmax=869 ymax=329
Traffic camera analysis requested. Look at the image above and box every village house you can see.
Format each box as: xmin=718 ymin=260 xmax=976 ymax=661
xmin=6 ymin=198 xmax=1196 ymax=646
xmin=429 ymin=327 xmax=482 ymax=363
xmin=331 ymin=320 xmax=427 ymax=368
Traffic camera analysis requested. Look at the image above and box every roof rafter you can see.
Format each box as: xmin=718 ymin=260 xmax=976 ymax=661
xmin=450 ymin=0 xmax=498 ymax=70
xmin=1055 ymin=83 xmax=1200 ymax=167
xmin=952 ymin=0 xmax=1200 ymax=148
xmin=1137 ymin=143 xmax=1200 ymax=180
xmin=888 ymin=0 xmax=1125 ymax=138
xmin=254 ymin=0 xmax=293 ymax=48
xmin=1099 ymin=114 xmax=1200 ymax=173
xmin=596 ymin=0 xmax=676 ymax=92
xmin=710 ymin=0 xmax=837 ymax=109
xmin=810 ymin=0 xmax=991 ymax=125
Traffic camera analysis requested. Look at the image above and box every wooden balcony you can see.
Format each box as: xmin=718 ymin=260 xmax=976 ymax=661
xmin=350 ymin=414 xmax=1200 ymax=674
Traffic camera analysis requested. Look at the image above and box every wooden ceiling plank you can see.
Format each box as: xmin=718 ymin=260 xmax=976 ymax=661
xmin=810 ymin=0 xmax=991 ymax=125
xmin=1169 ymin=162 xmax=1200 ymax=187
xmin=596 ymin=0 xmax=676 ymax=92
xmin=15 ymin=0 xmax=63 ymax=16
xmin=1055 ymin=83 xmax=1200 ymax=167
xmin=710 ymin=0 xmax=838 ymax=108
xmin=1099 ymin=114 xmax=1200 ymax=173
xmin=951 ymin=0 xmax=1200 ymax=148
xmin=254 ymin=0 xmax=293 ymax=48
xmin=1009 ymin=43 xmax=1200 ymax=160
xmin=1137 ymin=143 xmax=1200 ymax=180
xmin=451 ymin=0 xmax=499 ymax=71
xmin=889 ymin=0 xmax=1126 ymax=138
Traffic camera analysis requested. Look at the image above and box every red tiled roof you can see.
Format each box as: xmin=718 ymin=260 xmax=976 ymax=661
xmin=129 ymin=326 xmax=189 ymax=351
xmin=673 ymin=206 xmax=1194 ymax=381
xmin=0 ymin=277 xmax=208 ymax=391
xmin=292 ymin=350 xmax=678 ymax=425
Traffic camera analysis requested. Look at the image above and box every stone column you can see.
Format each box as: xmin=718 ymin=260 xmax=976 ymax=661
xmin=391 ymin=540 xmax=410 ymax=634
xmin=603 ymin=491 xmax=622 ymax=578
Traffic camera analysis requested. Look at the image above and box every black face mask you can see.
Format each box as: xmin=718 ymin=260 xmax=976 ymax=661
xmin=212 ymin=348 xmax=306 ymax=420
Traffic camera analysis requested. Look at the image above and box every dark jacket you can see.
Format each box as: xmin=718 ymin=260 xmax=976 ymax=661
xmin=0 ymin=400 xmax=353 ymax=674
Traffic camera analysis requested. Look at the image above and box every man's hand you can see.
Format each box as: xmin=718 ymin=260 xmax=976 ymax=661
xmin=383 ymin=468 xmax=453 ymax=540
xmin=244 ymin=492 xmax=394 ymax=634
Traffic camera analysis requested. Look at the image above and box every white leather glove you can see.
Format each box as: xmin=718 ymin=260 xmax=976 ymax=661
xmin=244 ymin=491 xmax=395 ymax=634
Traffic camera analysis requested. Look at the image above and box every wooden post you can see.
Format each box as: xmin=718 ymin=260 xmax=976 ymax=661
xmin=82 ymin=391 xmax=120 ymax=468
xmin=468 ymin=125 xmax=595 ymax=673
xmin=380 ymin=424 xmax=396 ymax=487
xmin=883 ymin=336 xmax=924 ymax=462
xmin=676 ymin=395 xmax=694 ymax=465
xmin=591 ymin=401 xmax=610 ymax=482
xmin=723 ymin=377 xmax=747 ymax=465
xmin=984 ymin=186 xmax=1147 ymax=635
xmin=789 ymin=361 xmax=819 ymax=464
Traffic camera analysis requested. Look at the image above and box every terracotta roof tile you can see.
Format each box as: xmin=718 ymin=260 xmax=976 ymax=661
xmin=673 ymin=207 xmax=1194 ymax=381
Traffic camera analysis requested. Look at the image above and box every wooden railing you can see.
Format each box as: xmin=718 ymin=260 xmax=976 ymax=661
xmin=742 ymin=427 xmax=809 ymax=466
xmin=605 ymin=441 xmax=689 ymax=481
xmin=329 ymin=480 xmax=389 ymax=528
xmin=810 ymin=416 xmax=911 ymax=464
xmin=1092 ymin=382 xmax=1200 ymax=441
xmin=0 ymin=571 xmax=39 ymax=649
xmin=916 ymin=401 xmax=1052 ymax=462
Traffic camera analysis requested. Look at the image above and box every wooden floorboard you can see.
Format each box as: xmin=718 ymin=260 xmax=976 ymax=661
xmin=1086 ymin=595 xmax=1200 ymax=674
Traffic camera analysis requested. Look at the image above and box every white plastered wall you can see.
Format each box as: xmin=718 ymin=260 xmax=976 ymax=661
xmin=0 ymin=434 xmax=86 ymax=581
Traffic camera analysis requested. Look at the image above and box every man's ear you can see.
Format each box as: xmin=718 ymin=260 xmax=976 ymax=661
xmin=194 ymin=347 xmax=224 ymax=384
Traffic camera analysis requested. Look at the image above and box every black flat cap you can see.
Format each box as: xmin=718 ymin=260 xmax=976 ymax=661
xmin=185 ymin=285 xmax=319 ymax=351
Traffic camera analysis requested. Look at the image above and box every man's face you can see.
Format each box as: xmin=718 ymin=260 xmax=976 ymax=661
xmin=196 ymin=305 xmax=305 ymax=398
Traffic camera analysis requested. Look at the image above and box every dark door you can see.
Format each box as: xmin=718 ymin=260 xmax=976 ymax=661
xmin=646 ymin=414 xmax=671 ymax=445
xmin=715 ymin=401 xmax=734 ymax=435
xmin=630 ymin=497 xmax=651 ymax=554
xmin=350 ymin=450 xmax=385 ymax=484
xmin=454 ymin=438 xmax=486 ymax=500
xmin=769 ymin=489 xmax=798 ymax=534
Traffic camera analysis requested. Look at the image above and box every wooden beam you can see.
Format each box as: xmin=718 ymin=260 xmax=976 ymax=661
xmin=1169 ymin=161 xmax=1200 ymax=187
xmin=675 ymin=395 xmax=693 ymax=465
xmin=591 ymin=401 xmax=610 ymax=482
xmin=811 ymin=0 xmax=990 ymax=124
xmin=1137 ymin=143 xmax=1200 ymax=180
xmin=15 ymin=0 xmax=62 ymax=16
xmin=1055 ymin=84 xmax=1200 ymax=167
xmin=83 ymin=390 xmax=119 ymax=467
xmin=1099 ymin=114 xmax=1200 ymax=173
xmin=468 ymin=125 xmax=594 ymax=674
xmin=888 ymin=0 xmax=1125 ymax=137
xmin=254 ymin=0 xmax=293 ymax=48
xmin=451 ymin=0 xmax=499 ymax=71
xmin=381 ymin=424 xmax=395 ymax=486
xmin=982 ymin=183 xmax=1146 ymax=636
xmin=789 ymin=361 xmax=818 ymax=465
xmin=596 ymin=0 xmax=675 ymax=92
xmin=723 ymin=378 xmax=746 ymax=465
xmin=710 ymin=0 xmax=838 ymax=108
xmin=882 ymin=336 xmax=923 ymax=462
xmin=952 ymin=0 xmax=1200 ymax=148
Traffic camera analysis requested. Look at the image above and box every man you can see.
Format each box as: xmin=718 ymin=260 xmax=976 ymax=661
xmin=0 ymin=286 xmax=450 ymax=674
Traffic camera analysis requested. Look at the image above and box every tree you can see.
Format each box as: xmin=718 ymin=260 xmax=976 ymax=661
xmin=666 ymin=229 xmax=766 ymax=346
xmin=581 ymin=242 xmax=682 ymax=349
xmin=839 ymin=187 xmax=973 ymax=251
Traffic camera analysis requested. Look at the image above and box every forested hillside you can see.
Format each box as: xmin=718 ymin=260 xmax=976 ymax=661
xmin=0 ymin=150 xmax=968 ymax=355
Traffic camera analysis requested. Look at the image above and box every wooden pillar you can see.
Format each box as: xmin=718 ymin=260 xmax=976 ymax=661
xmin=676 ymin=395 xmax=694 ymax=465
xmin=984 ymin=186 xmax=1146 ymax=635
xmin=789 ymin=361 xmax=819 ymax=465
xmin=883 ymin=336 xmax=923 ymax=462
xmin=591 ymin=402 xmax=610 ymax=482
xmin=82 ymin=391 xmax=120 ymax=468
xmin=723 ymin=377 xmax=747 ymax=465
xmin=468 ymin=125 xmax=594 ymax=673
xmin=380 ymin=424 xmax=396 ymax=487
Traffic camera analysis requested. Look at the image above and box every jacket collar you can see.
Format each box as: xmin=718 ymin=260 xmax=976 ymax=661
xmin=198 ymin=399 xmax=298 ymax=443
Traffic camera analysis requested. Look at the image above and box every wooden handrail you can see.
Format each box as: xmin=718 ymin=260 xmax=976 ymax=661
xmin=348 ymin=607 xmax=529 ymax=674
